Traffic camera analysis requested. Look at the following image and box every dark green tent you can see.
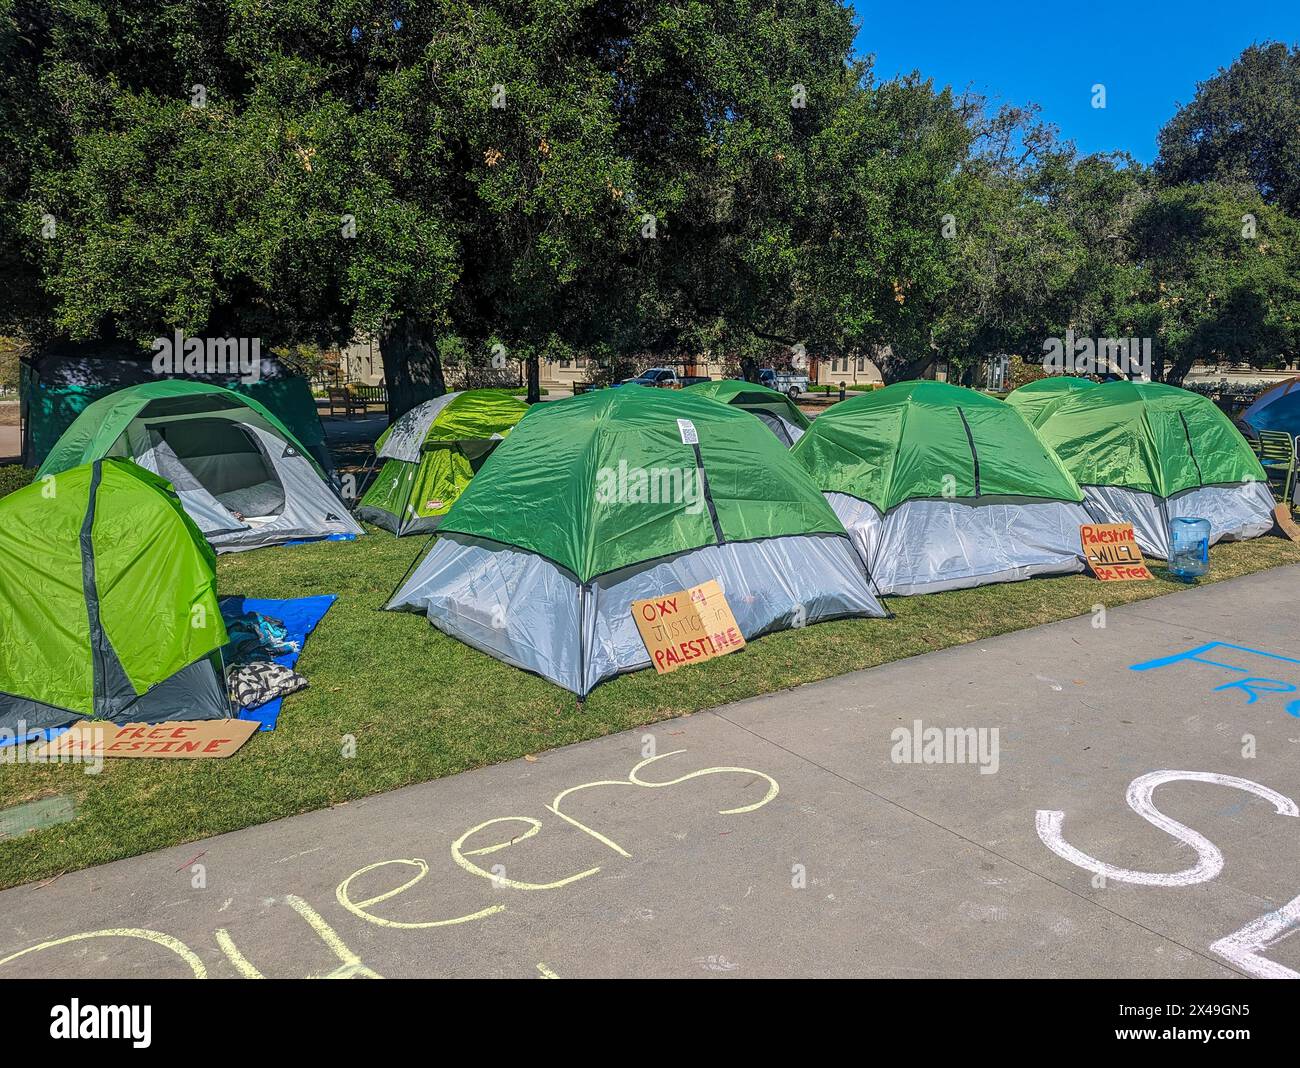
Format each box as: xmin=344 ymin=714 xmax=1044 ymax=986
xmin=20 ymin=349 xmax=333 ymax=471
xmin=1034 ymin=380 xmax=1274 ymax=557
xmin=791 ymin=380 xmax=1090 ymax=594
xmin=388 ymin=387 xmax=885 ymax=695
xmin=682 ymin=379 xmax=810 ymax=446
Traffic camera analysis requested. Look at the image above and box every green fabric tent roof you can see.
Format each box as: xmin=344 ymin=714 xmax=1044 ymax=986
xmin=791 ymin=380 xmax=1083 ymax=512
xmin=1034 ymin=380 xmax=1266 ymax=497
xmin=0 ymin=460 xmax=226 ymax=718
xmin=1004 ymin=376 xmax=1099 ymax=427
xmin=683 ymin=379 xmax=811 ymax=429
xmin=36 ymin=381 xmax=318 ymax=479
xmin=375 ymin=390 xmax=529 ymax=456
xmin=438 ymin=386 xmax=847 ymax=582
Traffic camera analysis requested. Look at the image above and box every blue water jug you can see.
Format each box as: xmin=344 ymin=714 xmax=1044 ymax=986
xmin=1168 ymin=517 xmax=1210 ymax=580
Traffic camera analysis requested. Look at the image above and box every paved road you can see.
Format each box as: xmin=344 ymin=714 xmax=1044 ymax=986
xmin=3 ymin=567 xmax=1299 ymax=978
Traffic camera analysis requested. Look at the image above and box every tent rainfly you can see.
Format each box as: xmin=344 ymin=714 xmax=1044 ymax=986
xmin=792 ymin=380 xmax=1091 ymax=595
xmin=1034 ymin=380 xmax=1274 ymax=559
xmin=0 ymin=459 xmax=231 ymax=738
xmin=1004 ymin=376 xmax=1099 ymax=427
xmin=357 ymin=390 xmax=529 ymax=535
xmin=36 ymin=381 xmax=362 ymax=552
xmin=682 ymin=379 xmax=811 ymax=446
xmin=387 ymin=387 xmax=886 ymax=696
xmin=1238 ymin=376 xmax=1300 ymax=442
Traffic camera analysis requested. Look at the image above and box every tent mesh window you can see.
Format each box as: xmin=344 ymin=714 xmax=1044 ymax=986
xmin=156 ymin=418 xmax=287 ymax=518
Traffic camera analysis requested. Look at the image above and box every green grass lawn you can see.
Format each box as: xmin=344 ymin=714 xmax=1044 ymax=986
xmin=2 ymin=526 xmax=1298 ymax=890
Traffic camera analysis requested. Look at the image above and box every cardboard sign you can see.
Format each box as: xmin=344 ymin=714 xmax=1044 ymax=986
xmin=1080 ymin=523 xmax=1152 ymax=581
xmin=631 ymin=579 xmax=745 ymax=674
xmin=35 ymin=719 xmax=259 ymax=760
xmin=1274 ymin=503 xmax=1300 ymax=543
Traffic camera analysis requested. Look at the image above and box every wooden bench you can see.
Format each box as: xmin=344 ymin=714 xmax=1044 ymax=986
xmin=327 ymin=387 xmax=366 ymax=418
xmin=352 ymin=384 xmax=389 ymax=409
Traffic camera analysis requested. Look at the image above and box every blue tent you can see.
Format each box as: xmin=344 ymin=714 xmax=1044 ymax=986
xmin=1241 ymin=377 xmax=1300 ymax=440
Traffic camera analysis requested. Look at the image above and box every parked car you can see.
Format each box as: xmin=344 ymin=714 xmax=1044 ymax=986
xmin=759 ymin=368 xmax=809 ymax=400
xmin=618 ymin=367 xmax=710 ymax=389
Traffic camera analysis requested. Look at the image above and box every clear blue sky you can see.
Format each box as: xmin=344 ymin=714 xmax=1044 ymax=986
xmin=851 ymin=1 xmax=1298 ymax=163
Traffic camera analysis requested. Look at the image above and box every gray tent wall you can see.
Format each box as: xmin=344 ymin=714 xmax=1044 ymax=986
xmin=1081 ymin=482 xmax=1276 ymax=559
xmin=388 ymin=532 xmax=885 ymax=696
xmin=126 ymin=409 xmax=362 ymax=552
xmin=827 ymin=493 xmax=1090 ymax=596
xmin=751 ymin=408 xmax=806 ymax=447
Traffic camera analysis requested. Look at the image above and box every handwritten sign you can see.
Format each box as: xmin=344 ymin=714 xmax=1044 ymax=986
xmin=1080 ymin=523 xmax=1151 ymax=581
xmin=631 ymin=580 xmax=745 ymax=674
xmin=35 ymin=719 xmax=260 ymax=760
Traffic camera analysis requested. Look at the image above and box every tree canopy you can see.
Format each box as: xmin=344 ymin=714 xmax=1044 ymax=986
xmin=1 ymin=3 xmax=1296 ymax=406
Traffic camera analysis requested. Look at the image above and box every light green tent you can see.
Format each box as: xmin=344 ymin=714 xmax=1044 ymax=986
xmin=1033 ymin=380 xmax=1273 ymax=557
xmin=0 ymin=459 xmax=230 ymax=739
xmin=791 ymin=380 xmax=1090 ymax=594
xmin=682 ymin=379 xmax=811 ymax=446
xmin=357 ymin=391 xmax=530 ymax=535
xmin=387 ymin=386 xmax=885 ymax=695
xmin=1004 ymin=376 xmax=1099 ymax=427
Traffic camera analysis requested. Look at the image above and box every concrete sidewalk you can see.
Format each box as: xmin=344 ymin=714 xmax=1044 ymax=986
xmin=3 ymin=567 xmax=1299 ymax=978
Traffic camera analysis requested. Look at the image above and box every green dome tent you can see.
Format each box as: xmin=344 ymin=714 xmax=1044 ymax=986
xmin=0 ymin=460 xmax=231 ymax=739
xmin=19 ymin=348 xmax=334 ymax=473
xmin=791 ymin=380 xmax=1090 ymax=595
xmin=37 ymin=381 xmax=362 ymax=552
xmin=682 ymin=379 xmax=811 ymax=446
xmin=387 ymin=387 xmax=885 ymax=695
xmin=357 ymin=391 xmax=529 ymax=535
xmin=1034 ymin=380 xmax=1273 ymax=558
xmin=1005 ymin=376 xmax=1099 ymax=427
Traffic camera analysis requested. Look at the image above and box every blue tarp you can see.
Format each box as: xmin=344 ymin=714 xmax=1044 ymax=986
xmin=219 ymin=595 xmax=336 ymax=731
xmin=0 ymin=594 xmax=336 ymax=747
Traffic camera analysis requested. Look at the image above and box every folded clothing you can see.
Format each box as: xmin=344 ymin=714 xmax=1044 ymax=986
xmin=228 ymin=661 xmax=308 ymax=709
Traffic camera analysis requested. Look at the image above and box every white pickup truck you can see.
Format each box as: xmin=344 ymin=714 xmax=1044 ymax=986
xmin=759 ymin=368 xmax=809 ymax=400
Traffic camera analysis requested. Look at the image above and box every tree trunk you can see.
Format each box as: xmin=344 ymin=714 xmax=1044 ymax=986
xmin=877 ymin=346 xmax=937 ymax=384
xmin=526 ymin=355 xmax=540 ymax=404
xmin=379 ymin=317 xmax=446 ymax=418
xmin=739 ymin=356 xmax=761 ymax=383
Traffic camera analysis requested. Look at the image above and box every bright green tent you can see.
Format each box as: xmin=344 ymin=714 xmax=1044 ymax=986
xmin=682 ymin=379 xmax=811 ymax=446
xmin=0 ymin=459 xmax=230 ymax=738
xmin=1033 ymin=380 xmax=1273 ymax=557
xmin=1004 ymin=376 xmax=1099 ymax=427
xmin=388 ymin=386 xmax=884 ymax=695
xmin=357 ymin=390 xmax=530 ymax=535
